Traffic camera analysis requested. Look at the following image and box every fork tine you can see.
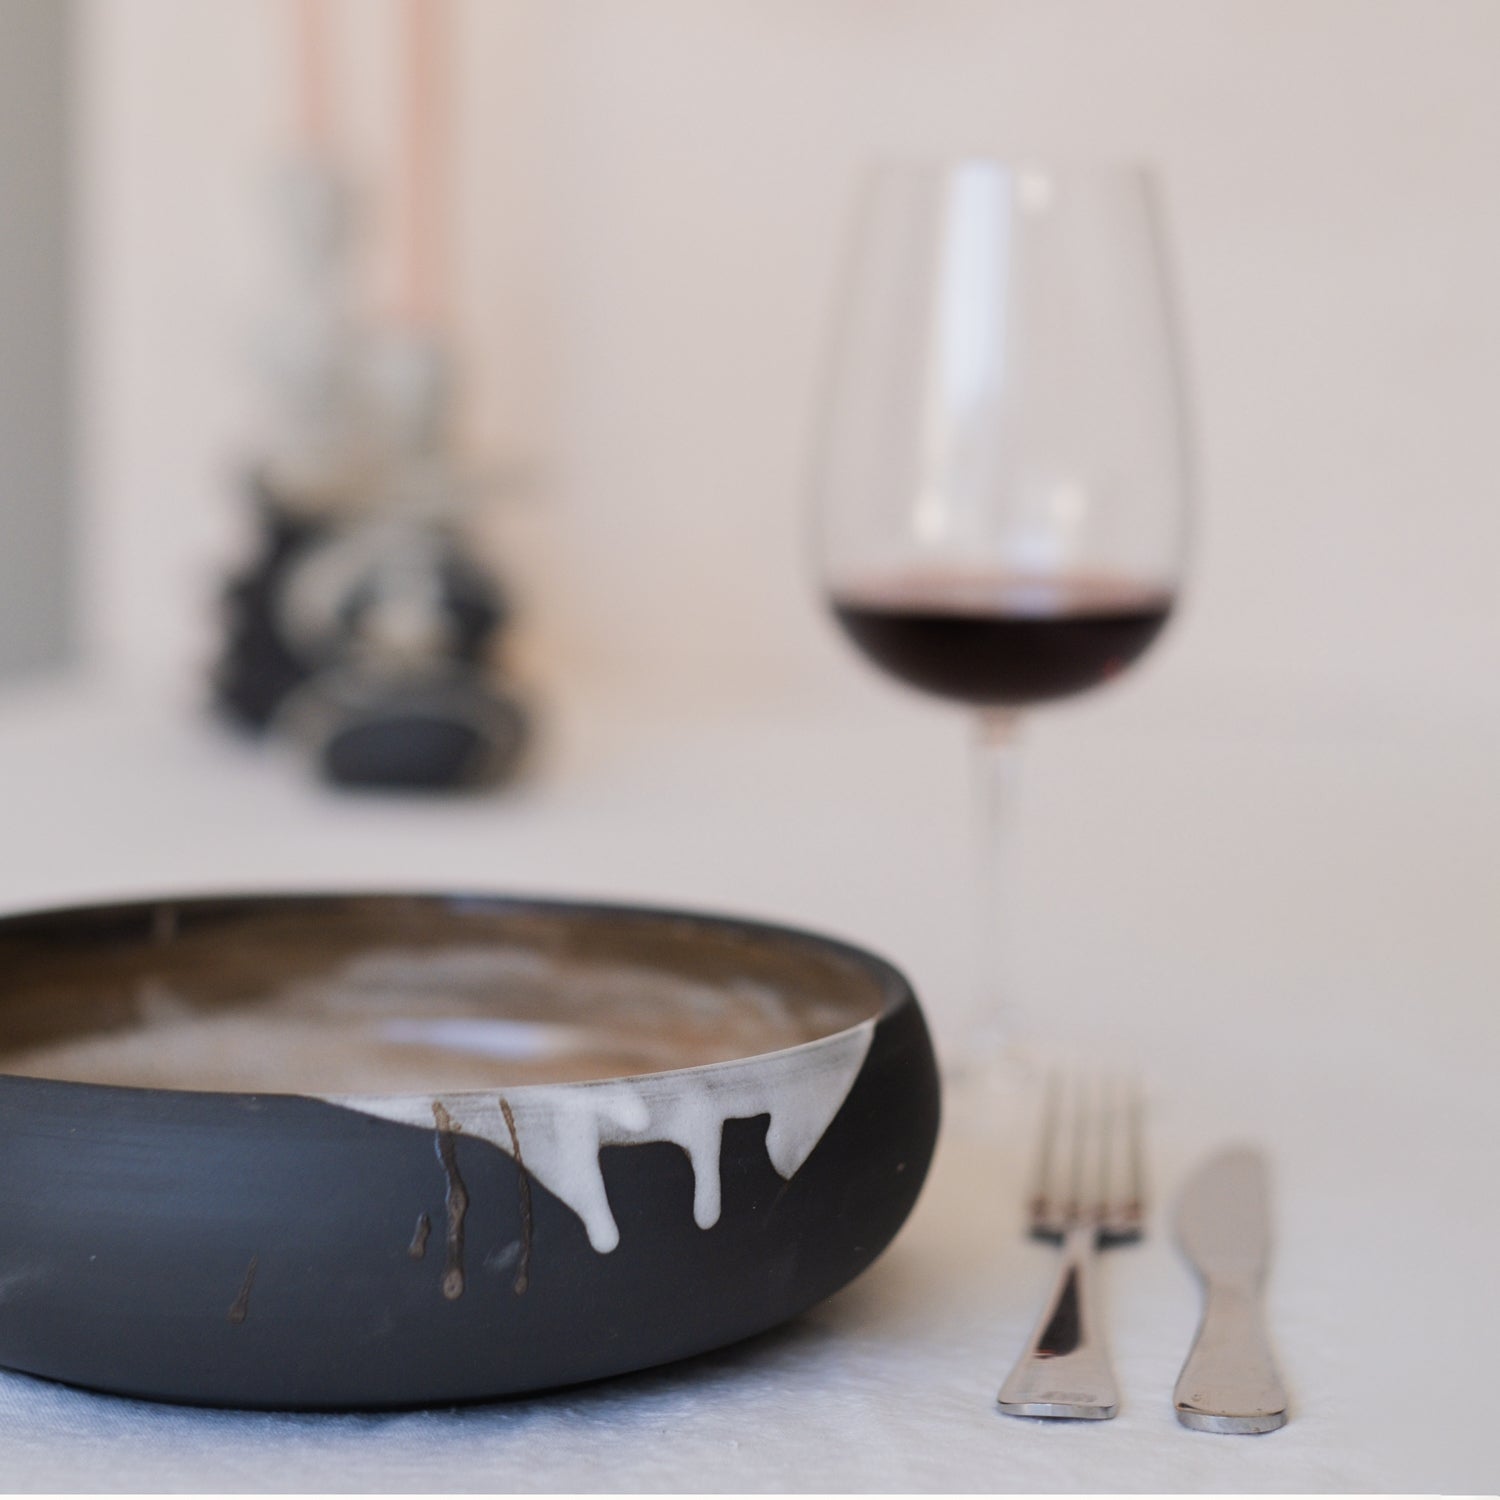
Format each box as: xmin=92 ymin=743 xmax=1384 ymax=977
xmin=1124 ymin=1072 xmax=1146 ymax=1226
xmin=1066 ymin=1073 xmax=1089 ymax=1223
xmin=1097 ymin=1072 xmax=1145 ymax=1239
xmin=1029 ymin=1072 xmax=1063 ymax=1229
xmin=1093 ymin=1073 xmax=1115 ymax=1227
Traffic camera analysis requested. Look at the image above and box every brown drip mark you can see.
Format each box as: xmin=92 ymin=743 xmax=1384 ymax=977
xmin=431 ymin=1102 xmax=468 ymax=1300
xmin=498 ymin=1095 xmax=532 ymax=1295
xmin=227 ymin=1255 xmax=258 ymax=1325
xmin=408 ymin=1211 xmax=431 ymax=1260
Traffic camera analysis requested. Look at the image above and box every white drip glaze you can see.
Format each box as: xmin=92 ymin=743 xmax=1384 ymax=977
xmin=327 ymin=1020 xmax=875 ymax=1253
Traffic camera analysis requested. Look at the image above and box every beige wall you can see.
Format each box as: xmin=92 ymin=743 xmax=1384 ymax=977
xmin=78 ymin=0 xmax=1500 ymax=708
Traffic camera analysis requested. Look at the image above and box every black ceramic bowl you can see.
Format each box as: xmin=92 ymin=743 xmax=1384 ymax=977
xmin=0 ymin=893 xmax=939 ymax=1408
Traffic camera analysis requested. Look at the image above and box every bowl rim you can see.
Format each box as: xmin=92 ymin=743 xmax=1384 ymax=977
xmin=0 ymin=889 xmax=918 ymax=1103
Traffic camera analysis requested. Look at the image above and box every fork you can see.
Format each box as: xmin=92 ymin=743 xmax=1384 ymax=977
xmin=997 ymin=1073 xmax=1145 ymax=1420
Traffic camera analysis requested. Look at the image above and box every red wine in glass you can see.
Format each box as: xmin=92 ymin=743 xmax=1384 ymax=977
xmin=830 ymin=570 xmax=1174 ymax=707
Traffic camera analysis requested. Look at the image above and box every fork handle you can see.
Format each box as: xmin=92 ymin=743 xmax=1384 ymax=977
xmin=997 ymin=1224 xmax=1119 ymax=1419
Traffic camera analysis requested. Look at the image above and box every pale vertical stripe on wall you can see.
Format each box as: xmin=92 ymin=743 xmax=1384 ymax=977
xmin=0 ymin=0 xmax=72 ymax=678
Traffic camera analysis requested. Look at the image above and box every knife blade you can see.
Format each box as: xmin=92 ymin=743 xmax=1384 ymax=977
xmin=1173 ymin=1145 xmax=1288 ymax=1433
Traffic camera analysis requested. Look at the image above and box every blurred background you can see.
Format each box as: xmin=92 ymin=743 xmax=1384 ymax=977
xmin=3 ymin=10 xmax=1497 ymax=1483
xmin=5 ymin=0 xmax=1494 ymax=708
xmin=1 ymin=0 xmax=1496 ymax=1060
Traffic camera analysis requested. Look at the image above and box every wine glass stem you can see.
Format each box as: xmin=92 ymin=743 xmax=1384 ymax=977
xmin=966 ymin=707 xmax=1024 ymax=1064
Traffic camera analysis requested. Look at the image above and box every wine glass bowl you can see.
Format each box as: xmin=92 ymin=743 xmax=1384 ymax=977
xmin=816 ymin=158 xmax=1189 ymax=699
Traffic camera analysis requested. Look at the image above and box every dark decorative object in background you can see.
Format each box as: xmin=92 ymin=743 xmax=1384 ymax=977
xmin=215 ymin=474 xmax=526 ymax=790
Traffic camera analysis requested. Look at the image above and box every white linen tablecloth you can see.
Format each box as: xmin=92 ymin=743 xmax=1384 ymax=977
xmin=0 ymin=669 xmax=1493 ymax=1493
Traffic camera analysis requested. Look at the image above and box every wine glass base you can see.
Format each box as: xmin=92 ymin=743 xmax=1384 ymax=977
xmin=936 ymin=1017 xmax=1045 ymax=1137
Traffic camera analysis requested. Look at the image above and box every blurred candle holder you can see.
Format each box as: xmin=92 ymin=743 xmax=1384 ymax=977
xmin=213 ymin=0 xmax=528 ymax=792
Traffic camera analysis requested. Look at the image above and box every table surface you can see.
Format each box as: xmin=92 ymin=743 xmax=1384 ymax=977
xmin=0 ymin=667 xmax=1494 ymax=1493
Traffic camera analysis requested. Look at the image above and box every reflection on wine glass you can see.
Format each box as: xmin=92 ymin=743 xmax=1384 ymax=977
xmin=812 ymin=158 xmax=1192 ymax=1071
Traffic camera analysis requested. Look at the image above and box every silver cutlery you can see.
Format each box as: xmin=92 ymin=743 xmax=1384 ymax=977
xmin=1173 ymin=1144 xmax=1289 ymax=1433
xmin=997 ymin=1074 xmax=1144 ymax=1420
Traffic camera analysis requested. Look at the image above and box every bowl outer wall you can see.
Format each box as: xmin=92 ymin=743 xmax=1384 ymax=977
xmin=0 ymin=978 xmax=938 ymax=1407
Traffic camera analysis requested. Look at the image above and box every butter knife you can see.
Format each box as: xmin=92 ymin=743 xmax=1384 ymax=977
xmin=1173 ymin=1146 xmax=1289 ymax=1433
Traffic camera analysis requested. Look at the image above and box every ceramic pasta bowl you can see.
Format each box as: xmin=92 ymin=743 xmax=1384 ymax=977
xmin=0 ymin=893 xmax=939 ymax=1408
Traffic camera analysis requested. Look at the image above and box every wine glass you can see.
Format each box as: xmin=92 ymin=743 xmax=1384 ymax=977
xmin=812 ymin=158 xmax=1192 ymax=1073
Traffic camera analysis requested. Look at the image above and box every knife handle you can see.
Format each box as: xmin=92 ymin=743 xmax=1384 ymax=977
xmin=998 ymin=1224 xmax=1119 ymax=1420
xmin=1174 ymin=1279 xmax=1288 ymax=1433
